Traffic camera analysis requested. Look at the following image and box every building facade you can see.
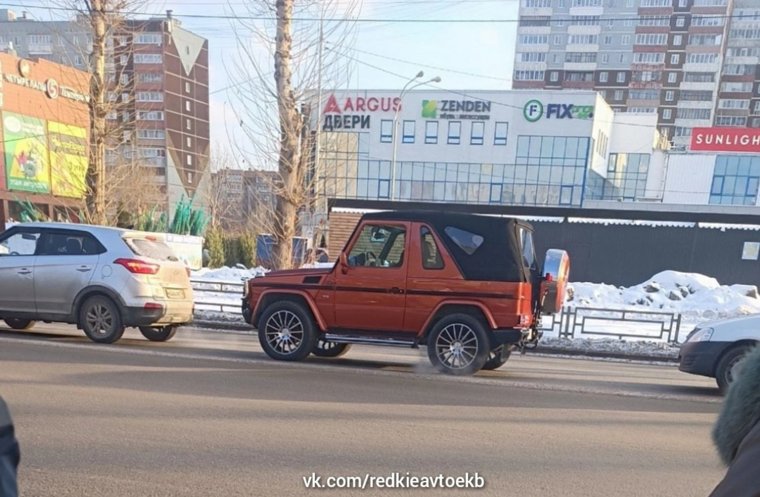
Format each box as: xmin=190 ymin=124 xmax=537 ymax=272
xmin=313 ymin=89 xmax=668 ymax=210
xmin=0 ymin=52 xmax=90 ymax=224
xmin=513 ymin=0 xmax=760 ymax=147
xmin=0 ymin=10 xmax=211 ymax=214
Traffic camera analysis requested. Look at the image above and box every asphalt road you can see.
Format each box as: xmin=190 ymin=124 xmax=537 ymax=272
xmin=0 ymin=324 xmax=726 ymax=497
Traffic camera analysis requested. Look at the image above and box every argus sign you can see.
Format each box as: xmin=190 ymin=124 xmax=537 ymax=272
xmin=321 ymin=94 xmax=402 ymax=131
xmin=523 ymin=100 xmax=594 ymax=122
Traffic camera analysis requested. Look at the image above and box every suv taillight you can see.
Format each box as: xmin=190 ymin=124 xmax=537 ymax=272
xmin=114 ymin=258 xmax=160 ymax=275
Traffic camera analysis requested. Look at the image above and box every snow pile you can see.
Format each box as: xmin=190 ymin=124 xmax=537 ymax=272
xmin=192 ymin=265 xmax=268 ymax=282
xmin=567 ymin=270 xmax=760 ymax=324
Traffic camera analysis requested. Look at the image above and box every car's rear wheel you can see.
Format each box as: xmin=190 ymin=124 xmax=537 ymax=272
xmin=427 ymin=314 xmax=489 ymax=375
xmin=482 ymin=346 xmax=512 ymax=370
xmin=3 ymin=318 xmax=35 ymax=331
xmin=139 ymin=326 xmax=178 ymax=342
xmin=716 ymin=345 xmax=753 ymax=393
xmin=80 ymin=296 xmax=125 ymax=344
xmin=312 ymin=339 xmax=351 ymax=358
xmin=258 ymin=302 xmax=317 ymax=361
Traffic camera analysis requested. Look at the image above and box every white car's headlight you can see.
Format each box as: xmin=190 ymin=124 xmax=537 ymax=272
xmin=688 ymin=327 xmax=714 ymax=343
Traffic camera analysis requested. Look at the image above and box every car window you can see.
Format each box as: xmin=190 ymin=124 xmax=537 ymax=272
xmin=125 ymin=237 xmax=180 ymax=262
xmin=0 ymin=231 xmax=40 ymax=256
xmin=348 ymin=224 xmax=406 ymax=268
xmin=37 ymin=232 xmax=104 ymax=256
xmin=519 ymin=227 xmax=537 ymax=270
xmin=444 ymin=226 xmax=484 ymax=256
xmin=420 ymin=227 xmax=444 ymax=269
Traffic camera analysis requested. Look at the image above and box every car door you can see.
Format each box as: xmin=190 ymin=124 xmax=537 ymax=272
xmin=333 ymin=221 xmax=410 ymax=332
xmin=0 ymin=228 xmax=41 ymax=314
xmin=33 ymin=229 xmax=103 ymax=316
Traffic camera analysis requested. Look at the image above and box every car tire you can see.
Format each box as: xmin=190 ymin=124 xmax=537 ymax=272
xmin=482 ymin=346 xmax=512 ymax=370
xmin=427 ymin=313 xmax=489 ymax=375
xmin=3 ymin=318 xmax=35 ymax=331
xmin=258 ymin=301 xmax=317 ymax=361
xmin=139 ymin=326 xmax=178 ymax=342
xmin=716 ymin=344 xmax=753 ymax=393
xmin=312 ymin=339 xmax=351 ymax=358
xmin=79 ymin=295 xmax=125 ymax=344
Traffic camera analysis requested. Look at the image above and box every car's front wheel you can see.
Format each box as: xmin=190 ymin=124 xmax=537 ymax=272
xmin=427 ymin=314 xmax=489 ymax=375
xmin=482 ymin=346 xmax=512 ymax=370
xmin=3 ymin=318 xmax=35 ymax=331
xmin=312 ymin=339 xmax=351 ymax=358
xmin=80 ymin=296 xmax=125 ymax=344
xmin=258 ymin=302 xmax=317 ymax=361
xmin=716 ymin=345 xmax=753 ymax=393
xmin=139 ymin=326 xmax=178 ymax=342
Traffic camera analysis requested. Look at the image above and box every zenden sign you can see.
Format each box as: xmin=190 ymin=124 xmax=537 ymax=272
xmin=523 ymin=100 xmax=594 ymax=122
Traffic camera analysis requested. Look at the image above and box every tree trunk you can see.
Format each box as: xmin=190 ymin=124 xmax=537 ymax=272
xmin=86 ymin=0 xmax=108 ymax=225
xmin=272 ymin=0 xmax=301 ymax=270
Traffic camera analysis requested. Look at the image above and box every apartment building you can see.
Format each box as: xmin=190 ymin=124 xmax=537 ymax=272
xmin=0 ymin=9 xmax=211 ymax=213
xmin=513 ymin=0 xmax=760 ymax=147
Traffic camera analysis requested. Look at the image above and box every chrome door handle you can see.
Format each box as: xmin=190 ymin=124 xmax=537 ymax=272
xmin=17 ymin=269 xmax=31 ymax=275
xmin=76 ymin=266 xmax=92 ymax=272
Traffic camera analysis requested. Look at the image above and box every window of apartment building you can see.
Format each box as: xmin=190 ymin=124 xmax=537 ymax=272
xmin=116 ymin=36 xmax=127 ymax=46
xmin=565 ymin=71 xmax=593 ymax=82
xmin=553 ymin=54 xmax=561 ymax=63
xmin=27 ymin=34 xmax=52 ymax=50
xmin=684 ymin=72 xmax=714 ymax=83
xmin=755 ymin=101 xmax=760 ymax=113
xmin=672 ymin=35 xmax=682 ymax=47
xmin=380 ymin=120 xmax=392 ymax=143
xmin=693 ymin=16 xmax=724 ymax=27
xmin=566 ymin=52 xmax=597 ymax=63
xmin=425 ymin=121 xmax=438 ymax=144
xmin=136 ymin=91 xmax=163 ymax=102
xmin=715 ymin=116 xmax=748 ymax=126
xmin=678 ymin=0 xmax=687 ymax=6
xmin=614 ymin=90 xmax=624 ymax=101
xmin=718 ymin=99 xmax=750 ymax=110
xmin=137 ymin=129 xmax=166 ymax=140
xmin=470 ymin=122 xmax=485 ymax=145
xmin=601 ymin=54 xmax=609 ymax=63
xmin=515 ymin=70 xmax=545 ymax=81
xmin=519 ymin=35 xmax=548 ymax=44
xmin=74 ymin=55 xmax=84 ymax=67
xmin=668 ymin=72 xmax=678 ymax=83
xmin=134 ymin=53 xmax=163 ymax=64
xmin=633 ymin=71 xmax=662 ymax=83
xmin=675 ymin=16 xmax=686 ymax=27
xmin=720 ymin=82 xmax=752 ymax=93
xmin=662 ymin=109 xmax=673 ymax=120
xmin=674 ymin=127 xmax=693 ymax=137
xmin=185 ymin=101 xmax=192 ymax=112
xmin=119 ymin=55 xmax=128 ymax=65
xmin=676 ymin=108 xmax=711 ymax=120
xmin=665 ymin=90 xmax=675 ymax=101
xmin=723 ymin=64 xmax=753 ymax=76
xmin=139 ymin=73 xmax=163 ymax=83
xmin=136 ymin=33 xmax=162 ymax=45
xmin=621 ymin=35 xmax=631 ymax=45
xmin=680 ymin=90 xmax=713 ymax=100
xmin=119 ymin=74 xmax=130 ymax=85
xmin=571 ymin=15 xmax=600 ymax=26
xmin=710 ymin=155 xmax=760 ymax=206
xmin=689 ymin=34 xmax=723 ymax=46
xmin=630 ymin=90 xmax=660 ymax=100
xmin=693 ymin=0 xmax=726 ymax=6
xmin=626 ymin=0 xmax=634 ymax=6
xmin=186 ymin=137 xmax=192 ymax=147
xmin=550 ymin=71 xmax=559 ymax=82
xmin=494 ymin=122 xmax=508 ymax=146
xmin=619 ymin=53 xmax=626 ymax=63
xmin=670 ymin=54 xmax=680 ymax=64
xmin=185 ymin=82 xmax=192 ymax=93
xmin=138 ymin=147 xmax=166 ymax=158
xmin=447 ymin=121 xmax=461 ymax=145
xmin=519 ymin=16 xmax=551 ymax=27
xmin=607 ymin=18 xmax=614 ymax=28
xmin=639 ymin=15 xmax=669 ymax=26
xmin=522 ymin=0 xmax=551 ymax=6
xmin=599 ymin=71 xmax=609 ymax=83
xmin=568 ymin=35 xmax=599 ymax=45
xmin=122 ymin=111 xmax=130 ymax=122
xmin=688 ymin=53 xmax=718 ymax=64
xmin=641 ymin=0 xmax=670 ymax=6
xmin=186 ymin=118 xmax=192 ymax=131
xmin=623 ymin=18 xmax=634 ymax=27
xmin=121 ymin=92 xmax=130 ymax=102
xmin=634 ymin=53 xmax=665 ymax=64
xmin=553 ymin=35 xmax=563 ymax=45
xmin=402 ymin=120 xmax=415 ymax=144
xmin=186 ymin=155 xmax=192 ymax=166
xmin=519 ymin=52 xmax=546 ymax=62
xmin=635 ymin=33 xmax=668 ymax=45
xmin=616 ymin=72 xmax=626 ymax=83
xmin=572 ymin=0 xmax=602 ymax=6
xmin=603 ymin=35 xmax=613 ymax=45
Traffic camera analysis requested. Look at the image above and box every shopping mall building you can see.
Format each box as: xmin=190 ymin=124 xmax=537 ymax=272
xmin=0 ymin=52 xmax=89 ymax=224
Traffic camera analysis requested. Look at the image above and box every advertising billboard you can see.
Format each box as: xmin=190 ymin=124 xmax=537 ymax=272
xmin=49 ymin=121 xmax=88 ymax=198
xmin=2 ymin=112 xmax=51 ymax=193
xmin=690 ymin=128 xmax=760 ymax=153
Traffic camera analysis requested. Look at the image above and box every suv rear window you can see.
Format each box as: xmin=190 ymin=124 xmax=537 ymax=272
xmin=444 ymin=226 xmax=484 ymax=255
xmin=125 ymin=238 xmax=179 ymax=262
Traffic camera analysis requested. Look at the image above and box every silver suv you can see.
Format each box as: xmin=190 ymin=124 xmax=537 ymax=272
xmin=0 ymin=223 xmax=194 ymax=343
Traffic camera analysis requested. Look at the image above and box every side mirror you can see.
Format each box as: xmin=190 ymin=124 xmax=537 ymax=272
xmin=339 ymin=253 xmax=349 ymax=274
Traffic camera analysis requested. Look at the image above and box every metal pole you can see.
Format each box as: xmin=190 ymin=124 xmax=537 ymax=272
xmin=312 ymin=11 xmax=324 ymax=240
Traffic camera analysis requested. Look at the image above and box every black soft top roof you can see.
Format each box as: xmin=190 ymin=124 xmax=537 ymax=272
xmin=360 ymin=211 xmax=530 ymax=282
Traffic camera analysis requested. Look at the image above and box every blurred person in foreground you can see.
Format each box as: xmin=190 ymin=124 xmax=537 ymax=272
xmin=710 ymin=346 xmax=760 ymax=497
xmin=0 ymin=397 xmax=19 ymax=497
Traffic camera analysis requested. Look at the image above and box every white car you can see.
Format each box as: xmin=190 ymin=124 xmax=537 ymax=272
xmin=679 ymin=314 xmax=760 ymax=392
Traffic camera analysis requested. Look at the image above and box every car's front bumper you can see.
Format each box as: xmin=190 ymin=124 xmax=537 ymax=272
xmin=678 ymin=340 xmax=731 ymax=378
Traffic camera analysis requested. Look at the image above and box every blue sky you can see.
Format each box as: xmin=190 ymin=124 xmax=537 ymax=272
xmin=14 ymin=0 xmax=519 ymax=160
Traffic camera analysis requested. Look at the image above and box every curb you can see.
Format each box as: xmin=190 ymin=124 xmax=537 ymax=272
xmin=189 ymin=318 xmax=681 ymax=364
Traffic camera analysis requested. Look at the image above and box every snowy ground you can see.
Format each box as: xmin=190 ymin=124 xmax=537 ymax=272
xmin=189 ymin=267 xmax=760 ymax=357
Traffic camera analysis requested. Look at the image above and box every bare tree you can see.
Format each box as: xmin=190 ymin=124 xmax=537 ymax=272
xmin=227 ymin=0 xmax=359 ymax=269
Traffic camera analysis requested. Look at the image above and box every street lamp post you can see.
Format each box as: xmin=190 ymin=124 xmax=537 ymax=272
xmin=390 ymin=72 xmax=441 ymax=201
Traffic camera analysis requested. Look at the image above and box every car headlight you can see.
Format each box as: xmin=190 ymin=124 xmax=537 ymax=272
xmin=687 ymin=327 xmax=713 ymax=343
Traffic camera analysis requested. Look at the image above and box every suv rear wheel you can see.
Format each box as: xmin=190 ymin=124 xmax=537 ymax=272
xmin=312 ymin=339 xmax=351 ymax=358
xmin=482 ymin=346 xmax=512 ymax=370
xmin=3 ymin=319 xmax=35 ymax=331
xmin=80 ymin=295 xmax=125 ymax=344
xmin=258 ymin=302 xmax=317 ymax=361
xmin=427 ymin=314 xmax=489 ymax=375
xmin=139 ymin=326 xmax=178 ymax=342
